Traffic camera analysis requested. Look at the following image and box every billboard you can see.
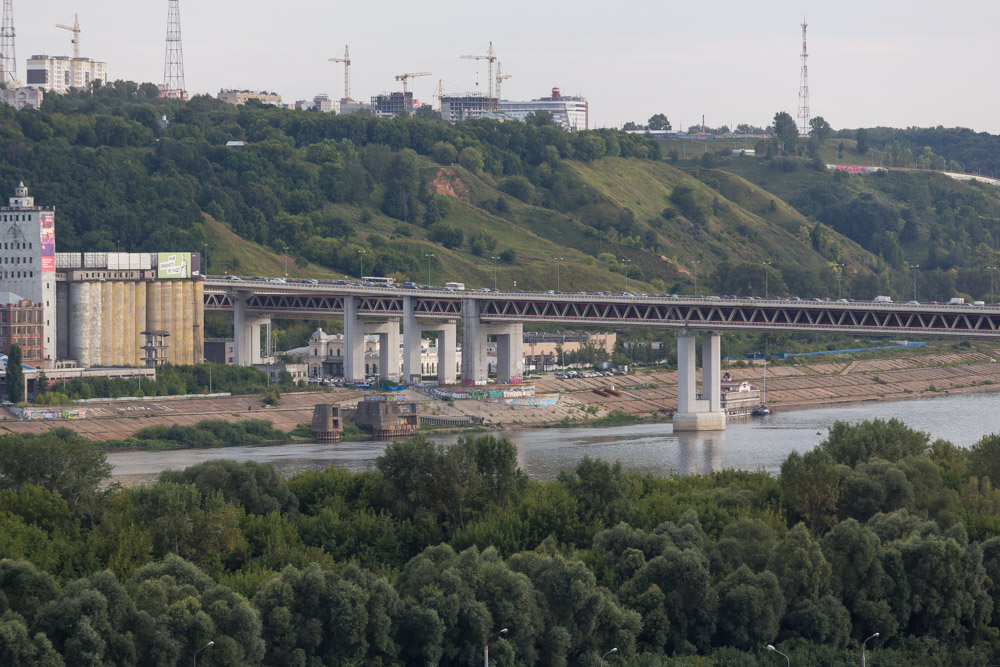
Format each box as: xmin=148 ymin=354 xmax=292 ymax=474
xmin=40 ymin=212 xmax=54 ymax=271
xmin=157 ymin=252 xmax=191 ymax=279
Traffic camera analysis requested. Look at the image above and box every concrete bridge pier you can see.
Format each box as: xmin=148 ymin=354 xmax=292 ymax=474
xmin=231 ymin=291 xmax=270 ymax=366
xmin=344 ymin=296 xmax=401 ymax=383
xmin=402 ymin=296 xmax=456 ymax=384
xmin=672 ymin=329 xmax=726 ymax=431
xmin=461 ymin=298 xmax=524 ymax=384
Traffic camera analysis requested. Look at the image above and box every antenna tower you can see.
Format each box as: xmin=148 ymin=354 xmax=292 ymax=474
xmin=797 ymin=18 xmax=810 ymax=136
xmin=161 ymin=0 xmax=186 ymax=99
xmin=0 ymin=0 xmax=15 ymax=85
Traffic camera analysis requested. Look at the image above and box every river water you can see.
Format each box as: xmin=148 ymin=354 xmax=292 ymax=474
xmin=107 ymin=391 xmax=1000 ymax=485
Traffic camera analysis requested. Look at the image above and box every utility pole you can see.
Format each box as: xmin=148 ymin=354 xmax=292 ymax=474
xmin=798 ymin=18 xmax=810 ymax=137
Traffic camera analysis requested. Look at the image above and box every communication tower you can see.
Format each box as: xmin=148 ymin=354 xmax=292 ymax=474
xmin=0 ymin=0 xmax=15 ymax=84
xmin=797 ymin=19 xmax=810 ymax=137
xmin=161 ymin=0 xmax=186 ymax=99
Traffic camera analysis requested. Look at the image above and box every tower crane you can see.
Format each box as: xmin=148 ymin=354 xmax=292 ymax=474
xmin=434 ymin=79 xmax=444 ymax=109
xmin=394 ymin=71 xmax=430 ymax=95
xmin=328 ymin=45 xmax=351 ymax=101
xmin=495 ymin=61 xmax=512 ymax=102
xmin=460 ymin=41 xmax=496 ymax=110
xmin=55 ymin=14 xmax=80 ymax=89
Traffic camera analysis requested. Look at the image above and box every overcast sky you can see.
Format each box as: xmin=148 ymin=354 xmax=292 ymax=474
xmin=15 ymin=1 xmax=1000 ymax=133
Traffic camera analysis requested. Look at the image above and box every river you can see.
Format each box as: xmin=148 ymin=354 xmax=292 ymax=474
xmin=107 ymin=390 xmax=1000 ymax=485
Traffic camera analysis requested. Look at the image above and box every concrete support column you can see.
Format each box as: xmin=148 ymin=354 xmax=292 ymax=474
xmin=461 ymin=298 xmax=488 ymax=384
xmin=378 ymin=324 xmax=400 ymax=381
xmin=703 ymin=331 xmax=721 ymax=413
xmin=232 ymin=291 xmax=248 ymax=366
xmin=676 ymin=330 xmax=697 ymax=413
xmin=402 ymin=296 xmax=422 ymax=383
xmin=437 ymin=323 xmax=457 ymax=384
xmin=343 ymin=296 xmax=366 ymax=382
xmin=673 ymin=329 xmax=726 ymax=432
xmin=495 ymin=322 xmax=524 ymax=384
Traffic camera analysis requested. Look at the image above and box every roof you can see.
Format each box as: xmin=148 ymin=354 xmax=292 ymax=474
xmin=0 ymin=291 xmax=27 ymax=305
xmin=0 ymin=353 xmax=35 ymax=373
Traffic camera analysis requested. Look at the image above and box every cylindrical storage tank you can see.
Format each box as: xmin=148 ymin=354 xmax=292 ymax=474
xmin=123 ymin=283 xmax=135 ymax=366
xmin=160 ymin=282 xmax=174 ymax=364
xmin=101 ymin=282 xmax=114 ymax=366
xmin=182 ymin=281 xmax=194 ymax=364
xmin=193 ymin=281 xmax=204 ymax=364
xmin=112 ymin=282 xmax=125 ymax=366
xmin=56 ymin=282 xmax=70 ymax=360
xmin=173 ymin=281 xmax=184 ymax=364
xmin=133 ymin=282 xmax=147 ymax=366
xmin=68 ymin=281 xmax=89 ymax=366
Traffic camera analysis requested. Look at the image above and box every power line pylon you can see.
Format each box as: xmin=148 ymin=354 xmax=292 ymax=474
xmin=798 ymin=19 xmax=810 ymax=137
xmin=0 ymin=0 xmax=15 ymax=85
xmin=161 ymin=0 xmax=186 ymax=99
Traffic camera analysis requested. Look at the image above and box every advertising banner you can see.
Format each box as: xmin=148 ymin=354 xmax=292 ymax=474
xmin=157 ymin=252 xmax=191 ymax=279
xmin=40 ymin=212 xmax=55 ymax=271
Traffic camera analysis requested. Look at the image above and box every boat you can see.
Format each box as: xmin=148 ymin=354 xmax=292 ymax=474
xmin=752 ymin=345 xmax=772 ymax=416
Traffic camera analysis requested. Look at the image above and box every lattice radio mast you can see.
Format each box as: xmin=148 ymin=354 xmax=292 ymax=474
xmin=0 ymin=0 xmax=15 ymax=85
xmin=161 ymin=0 xmax=186 ymax=99
xmin=797 ymin=18 xmax=810 ymax=137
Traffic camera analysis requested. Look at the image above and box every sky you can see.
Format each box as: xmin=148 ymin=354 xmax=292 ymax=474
xmin=13 ymin=0 xmax=1000 ymax=133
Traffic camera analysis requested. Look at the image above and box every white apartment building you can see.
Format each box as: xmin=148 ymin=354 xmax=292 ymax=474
xmin=0 ymin=183 xmax=57 ymax=365
xmin=499 ymin=87 xmax=589 ymax=132
xmin=26 ymin=55 xmax=107 ymax=94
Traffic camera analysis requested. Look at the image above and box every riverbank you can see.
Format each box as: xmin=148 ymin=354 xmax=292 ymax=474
xmin=3 ymin=345 xmax=999 ymax=439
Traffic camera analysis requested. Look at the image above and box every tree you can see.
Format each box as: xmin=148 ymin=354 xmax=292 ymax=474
xmin=773 ymin=111 xmax=798 ymax=154
xmin=458 ymin=147 xmax=484 ymax=173
xmin=779 ymin=448 xmax=841 ymax=533
xmin=647 ymin=114 xmax=671 ymax=131
xmin=5 ymin=343 xmax=23 ymax=404
xmin=856 ymin=128 xmax=870 ymax=155
xmin=159 ymin=459 xmax=299 ymax=517
xmin=809 ymin=116 xmax=833 ymax=143
xmin=821 ymin=419 xmax=930 ymax=467
xmin=714 ymin=565 xmax=784 ymax=650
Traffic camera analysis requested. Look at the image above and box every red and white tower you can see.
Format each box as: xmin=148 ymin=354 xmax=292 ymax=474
xmin=160 ymin=0 xmax=186 ymax=99
xmin=797 ymin=19 xmax=810 ymax=137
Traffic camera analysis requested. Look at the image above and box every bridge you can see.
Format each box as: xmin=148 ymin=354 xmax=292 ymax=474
xmin=204 ymin=277 xmax=1000 ymax=431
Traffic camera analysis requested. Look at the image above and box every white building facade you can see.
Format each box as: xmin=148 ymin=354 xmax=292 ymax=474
xmin=0 ymin=87 xmax=44 ymax=111
xmin=288 ymin=328 xmax=459 ymax=378
xmin=0 ymin=183 xmax=56 ymax=365
xmin=499 ymin=87 xmax=589 ymax=132
xmin=26 ymin=55 xmax=107 ymax=94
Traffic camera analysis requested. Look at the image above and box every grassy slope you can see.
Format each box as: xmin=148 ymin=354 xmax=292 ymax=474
xmin=204 ymin=215 xmax=345 ymax=279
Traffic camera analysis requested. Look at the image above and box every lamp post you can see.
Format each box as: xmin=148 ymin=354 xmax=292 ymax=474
xmin=283 ymin=246 xmax=290 ymax=277
xmin=836 ymin=263 xmax=845 ymax=300
xmin=988 ymin=266 xmax=997 ymax=304
xmin=490 ymin=255 xmax=500 ymax=291
xmin=554 ymin=257 xmax=563 ymax=292
xmin=622 ymin=258 xmax=632 ymax=293
xmin=600 ymin=647 xmax=618 ymax=666
xmin=483 ymin=627 xmax=507 ymax=667
xmin=861 ymin=632 xmax=879 ymax=667
xmin=908 ymin=263 xmax=919 ymax=302
xmin=203 ymin=243 xmax=209 ymax=274
xmin=763 ymin=260 xmax=772 ymax=299
xmin=766 ymin=644 xmax=790 ymax=667
xmin=193 ymin=641 xmax=214 ymax=667
xmin=358 ymin=249 xmax=366 ymax=281
xmin=693 ymin=260 xmax=701 ymax=296
xmin=425 ymin=253 xmax=434 ymax=286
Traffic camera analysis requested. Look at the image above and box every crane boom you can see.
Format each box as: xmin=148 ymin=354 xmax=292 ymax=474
xmin=460 ymin=41 xmax=496 ymax=110
xmin=55 ymin=14 xmax=80 ymax=89
xmin=394 ymin=71 xmax=430 ymax=95
xmin=495 ymin=61 xmax=512 ymax=102
xmin=328 ymin=45 xmax=351 ymax=100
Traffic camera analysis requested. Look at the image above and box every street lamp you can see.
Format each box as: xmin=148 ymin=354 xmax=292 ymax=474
xmin=693 ymin=260 xmax=701 ymax=296
xmin=483 ymin=627 xmax=507 ymax=667
xmin=762 ymin=261 xmax=772 ymax=299
xmin=193 ymin=641 xmax=214 ymax=667
xmin=425 ymin=253 xmax=434 ymax=286
xmin=836 ymin=263 xmax=845 ymax=300
xmin=909 ymin=264 xmax=920 ymax=302
xmin=554 ymin=257 xmax=563 ymax=292
xmin=622 ymin=258 xmax=632 ymax=293
xmin=861 ymin=632 xmax=879 ymax=667
xmin=988 ymin=266 xmax=997 ymax=304
xmin=766 ymin=644 xmax=789 ymax=667
xmin=283 ymin=246 xmax=290 ymax=277
xmin=358 ymin=249 xmax=366 ymax=281
xmin=490 ymin=255 xmax=500 ymax=291
xmin=600 ymin=647 xmax=618 ymax=666
xmin=203 ymin=243 xmax=209 ymax=274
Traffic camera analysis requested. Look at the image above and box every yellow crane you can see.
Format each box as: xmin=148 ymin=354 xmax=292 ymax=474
xmin=434 ymin=79 xmax=444 ymax=108
xmin=495 ymin=61 xmax=512 ymax=102
xmin=394 ymin=71 xmax=430 ymax=95
xmin=328 ymin=45 xmax=351 ymax=101
xmin=55 ymin=14 xmax=80 ymax=89
xmin=460 ymin=41 xmax=496 ymax=110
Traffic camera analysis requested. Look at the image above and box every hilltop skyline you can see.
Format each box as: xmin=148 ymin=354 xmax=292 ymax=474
xmin=14 ymin=0 xmax=1000 ymax=133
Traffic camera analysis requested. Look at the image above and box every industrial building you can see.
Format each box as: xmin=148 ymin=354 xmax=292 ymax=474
xmin=440 ymin=94 xmax=497 ymax=123
xmin=217 ymin=89 xmax=282 ymax=106
xmin=26 ymin=55 xmax=106 ymax=94
xmin=0 ymin=293 xmax=43 ymax=362
xmin=499 ymin=87 xmax=589 ymax=132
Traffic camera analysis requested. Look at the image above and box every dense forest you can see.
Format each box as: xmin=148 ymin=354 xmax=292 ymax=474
xmin=3 ymin=419 xmax=1000 ymax=664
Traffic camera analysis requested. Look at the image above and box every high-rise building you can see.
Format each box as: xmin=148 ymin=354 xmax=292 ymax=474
xmin=371 ymin=91 xmax=413 ymax=118
xmin=499 ymin=87 xmax=589 ymax=132
xmin=440 ymin=95 xmax=496 ymax=123
xmin=25 ymin=55 xmax=106 ymax=94
xmin=0 ymin=182 xmax=56 ymax=365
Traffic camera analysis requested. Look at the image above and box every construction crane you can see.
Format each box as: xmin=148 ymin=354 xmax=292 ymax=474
xmin=394 ymin=71 xmax=430 ymax=95
xmin=495 ymin=61 xmax=512 ymax=102
xmin=460 ymin=41 xmax=496 ymax=110
xmin=328 ymin=45 xmax=351 ymax=100
xmin=434 ymin=79 xmax=444 ymax=109
xmin=55 ymin=13 xmax=80 ymax=89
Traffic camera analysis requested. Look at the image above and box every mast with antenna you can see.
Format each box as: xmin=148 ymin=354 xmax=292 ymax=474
xmin=797 ymin=18 xmax=810 ymax=137
xmin=0 ymin=0 xmax=15 ymax=85
xmin=161 ymin=0 xmax=186 ymax=99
